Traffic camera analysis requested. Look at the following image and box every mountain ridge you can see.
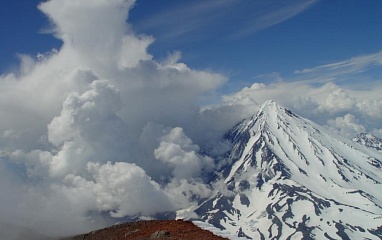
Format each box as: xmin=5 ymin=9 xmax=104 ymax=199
xmin=194 ymin=100 xmax=382 ymax=239
xmin=60 ymin=220 xmax=229 ymax=240
xmin=353 ymin=132 xmax=382 ymax=152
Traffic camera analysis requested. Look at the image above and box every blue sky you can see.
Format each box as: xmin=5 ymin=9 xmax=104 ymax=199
xmin=0 ymin=0 xmax=381 ymax=136
xmin=1 ymin=0 xmax=382 ymax=91
xmin=129 ymin=0 xmax=382 ymax=90
xmin=0 ymin=0 xmax=59 ymax=71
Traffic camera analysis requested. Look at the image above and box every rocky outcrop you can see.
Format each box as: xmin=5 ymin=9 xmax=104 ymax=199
xmin=61 ymin=220 xmax=228 ymax=240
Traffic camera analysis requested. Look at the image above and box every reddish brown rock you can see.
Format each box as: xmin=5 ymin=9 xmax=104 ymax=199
xmin=61 ymin=220 xmax=229 ymax=240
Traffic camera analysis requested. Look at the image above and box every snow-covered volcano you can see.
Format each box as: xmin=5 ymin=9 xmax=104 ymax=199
xmin=195 ymin=100 xmax=382 ymax=239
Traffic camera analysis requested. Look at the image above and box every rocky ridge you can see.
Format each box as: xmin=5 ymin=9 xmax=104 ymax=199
xmin=353 ymin=132 xmax=382 ymax=152
xmin=60 ymin=220 xmax=229 ymax=240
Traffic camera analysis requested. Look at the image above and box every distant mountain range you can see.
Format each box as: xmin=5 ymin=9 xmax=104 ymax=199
xmin=194 ymin=101 xmax=382 ymax=239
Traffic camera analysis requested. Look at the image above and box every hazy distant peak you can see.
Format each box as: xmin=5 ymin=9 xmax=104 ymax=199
xmin=353 ymin=132 xmax=382 ymax=152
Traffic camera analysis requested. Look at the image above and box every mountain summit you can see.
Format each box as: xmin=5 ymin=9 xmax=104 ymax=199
xmin=195 ymin=100 xmax=382 ymax=239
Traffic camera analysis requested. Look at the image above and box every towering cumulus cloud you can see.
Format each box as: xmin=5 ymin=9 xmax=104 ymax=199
xmin=0 ymin=0 xmax=227 ymax=236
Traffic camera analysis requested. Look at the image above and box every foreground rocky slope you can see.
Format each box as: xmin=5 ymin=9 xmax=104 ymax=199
xmin=194 ymin=101 xmax=382 ymax=239
xmin=61 ymin=220 xmax=229 ymax=240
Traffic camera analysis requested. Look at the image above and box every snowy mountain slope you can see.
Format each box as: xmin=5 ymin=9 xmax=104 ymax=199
xmin=353 ymin=133 xmax=382 ymax=152
xmin=195 ymin=100 xmax=382 ymax=239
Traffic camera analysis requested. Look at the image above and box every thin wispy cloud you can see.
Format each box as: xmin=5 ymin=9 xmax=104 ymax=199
xmin=132 ymin=0 xmax=320 ymax=42
xmin=293 ymin=51 xmax=382 ymax=86
xmin=132 ymin=0 xmax=236 ymax=40
xmin=232 ymin=0 xmax=319 ymax=38
xmin=295 ymin=51 xmax=382 ymax=74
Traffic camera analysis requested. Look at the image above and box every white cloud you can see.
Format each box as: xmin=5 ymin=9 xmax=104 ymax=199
xmin=154 ymin=127 xmax=214 ymax=180
xmin=119 ymin=34 xmax=154 ymax=68
xmin=132 ymin=0 xmax=319 ymax=41
xmin=320 ymin=83 xmax=356 ymax=113
xmin=48 ymin=80 xmax=123 ymax=146
xmin=327 ymin=114 xmax=366 ymax=139
xmin=62 ymin=161 xmax=173 ymax=218
xmin=356 ymin=99 xmax=382 ymax=119
xmin=0 ymin=0 xmax=226 ymax=236
xmin=222 ymin=80 xmax=382 ymax=138
xmin=132 ymin=0 xmax=236 ymax=40
xmin=233 ymin=0 xmax=319 ymax=38
xmin=38 ymin=0 xmax=137 ymax=69
xmin=164 ymin=179 xmax=213 ymax=209
xmin=293 ymin=51 xmax=382 ymax=86
xmin=218 ymin=49 xmax=382 ymax=139
xmin=294 ymin=51 xmax=382 ymax=75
